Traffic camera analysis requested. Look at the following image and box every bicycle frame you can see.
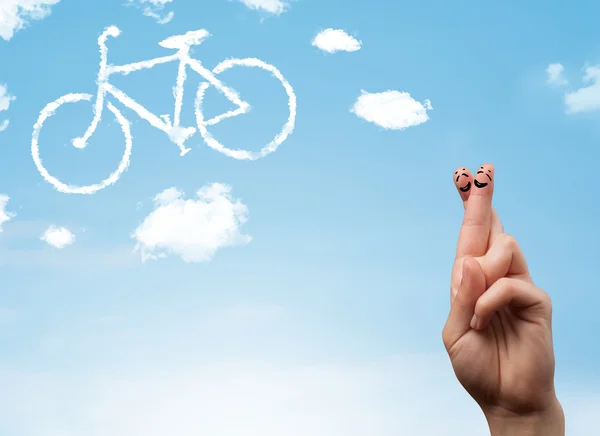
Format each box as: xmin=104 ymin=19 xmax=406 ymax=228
xmin=77 ymin=28 xmax=250 ymax=153
xmin=32 ymin=25 xmax=296 ymax=195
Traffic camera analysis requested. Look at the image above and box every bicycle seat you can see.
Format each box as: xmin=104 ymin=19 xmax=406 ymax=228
xmin=158 ymin=29 xmax=210 ymax=49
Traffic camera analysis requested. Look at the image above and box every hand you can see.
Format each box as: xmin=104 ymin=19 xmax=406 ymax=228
xmin=442 ymin=164 xmax=565 ymax=435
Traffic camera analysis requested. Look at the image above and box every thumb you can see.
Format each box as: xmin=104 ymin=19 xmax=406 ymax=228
xmin=442 ymin=257 xmax=487 ymax=351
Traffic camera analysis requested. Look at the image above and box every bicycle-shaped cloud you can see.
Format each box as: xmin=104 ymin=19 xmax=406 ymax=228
xmin=31 ymin=26 xmax=297 ymax=194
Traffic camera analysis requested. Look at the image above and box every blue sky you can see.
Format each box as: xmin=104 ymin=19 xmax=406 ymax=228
xmin=0 ymin=0 xmax=599 ymax=434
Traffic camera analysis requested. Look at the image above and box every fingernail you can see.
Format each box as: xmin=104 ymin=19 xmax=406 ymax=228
xmin=470 ymin=314 xmax=478 ymax=329
xmin=474 ymin=163 xmax=494 ymax=189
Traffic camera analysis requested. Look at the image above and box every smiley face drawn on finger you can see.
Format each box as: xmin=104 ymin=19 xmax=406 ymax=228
xmin=454 ymin=167 xmax=472 ymax=192
xmin=474 ymin=165 xmax=493 ymax=188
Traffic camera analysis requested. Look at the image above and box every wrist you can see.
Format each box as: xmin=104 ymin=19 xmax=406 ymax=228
xmin=484 ymin=398 xmax=565 ymax=436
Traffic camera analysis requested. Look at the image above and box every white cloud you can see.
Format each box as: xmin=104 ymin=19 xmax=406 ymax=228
xmin=0 ymin=352 xmax=594 ymax=436
xmin=0 ymin=0 xmax=60 ymax=41
xmin=312 ymin=28 xmax=361 ymax=54
xmin=0 ymin=84 xmax=16 ymax=132
xmin=127 ymin=0 xmax=174 ymax=24
xmin=546 ymin=63 xmax=568 ymax=86
xmin=0 ymin=301 xmax=592 ymax=436
xmin=239 ymin=0 xmax=288 ymax=15
xmin=0 ymin=195 xmax=15 ymax=232
xmin=132 ymin=183 xmax=251 ymax=263
xmin=40 ymin=225 xmax=75 ymax=249
xmin=564 ymin=65 xmax=600 ymax=114
xmin=351 ymin=90 xmax=433 ymax=130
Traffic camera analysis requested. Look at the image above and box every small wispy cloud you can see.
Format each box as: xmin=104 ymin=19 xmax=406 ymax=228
xmin=0 ymin=0 xmax=60 ymax=41
xmin=0 ymin=195 xmax=15 ymax=232
xmin=564 ymin=65 xmax=600 ymax=114
xmin=239 ymin=0 xmax=288 ymax=15
xmin=127 ymin=0 xmax=174 ymax=24
xmin=351 ymin=90 xmax=432 ymax=130
xmin=546 ymin=63 xmax=568 ymax=86
xmin=40 ymin=225 xmax=75 ymax=248
xmin=312 ymin=29 xmax=361 ymax=54
xmin=0 ymin=84 xmax=16 ymax=132
xmin=132 ymin=183 xmax=251 ymax=263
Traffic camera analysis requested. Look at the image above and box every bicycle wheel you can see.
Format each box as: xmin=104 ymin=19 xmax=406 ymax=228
xmin=195 ymin=58 xmax=297 ymax=160
xmin=31 ymin=93 xmax=133 ymax=194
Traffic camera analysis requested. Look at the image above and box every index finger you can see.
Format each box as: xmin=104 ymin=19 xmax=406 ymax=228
xmin=455 ymin=163 xmax=495 ymax=258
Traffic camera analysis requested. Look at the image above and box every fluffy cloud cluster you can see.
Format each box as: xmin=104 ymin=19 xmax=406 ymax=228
xmin=351 ymin=90 xmax=432 ymax=130
xmin=312 ymin=29 xmax=361 ymax=54
xmin=0 ymin=0 xmax=60 ymax=41
xmin=40 ymin=225 xmax=75 ymax=248
xmin=133 ymin=183 xmax=251 ymax=263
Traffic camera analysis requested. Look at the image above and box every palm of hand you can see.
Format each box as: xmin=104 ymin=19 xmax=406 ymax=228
xmin=449 ymin=298 xmax=556 ymax=414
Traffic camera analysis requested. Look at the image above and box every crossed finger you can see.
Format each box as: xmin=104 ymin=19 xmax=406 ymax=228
xmin=443 ymin=233 xmax=533 ymax=349
xmin=450 ymin=163 xmax=496 ymax=299
xmin=477 ymin=233 xmax=532 ymax=286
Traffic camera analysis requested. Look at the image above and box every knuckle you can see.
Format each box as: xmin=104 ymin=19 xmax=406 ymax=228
xmin=441 ymin=328 xmax=455 ymax=353
xmin=491 ymin=277 xmax=518 ymax=302
xmin=534 ymin=287 xmax=554 ymax=319
xmin=499 ymin=233 xmax=518 ymax=250
xmin=538 ymin=288 xmax=552 ymax=307
xmin=495 ymin=276 xmax=514 ymax=290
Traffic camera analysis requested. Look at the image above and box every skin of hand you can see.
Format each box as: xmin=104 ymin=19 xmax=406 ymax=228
xmin=442 ymin=164 xmax=565 ymax=435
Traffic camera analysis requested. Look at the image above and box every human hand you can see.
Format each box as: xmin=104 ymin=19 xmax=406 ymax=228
xmin=442 ymin=164 xmax=565 ymax=435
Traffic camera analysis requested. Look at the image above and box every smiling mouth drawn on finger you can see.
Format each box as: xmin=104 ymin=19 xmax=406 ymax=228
xmin=454 ymin=168 xmax=472 ymax=192
xmin=459 ymin=181 xmax=471 ymax=192
xmin=474 ymin=166 xmax=493 ymax=188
